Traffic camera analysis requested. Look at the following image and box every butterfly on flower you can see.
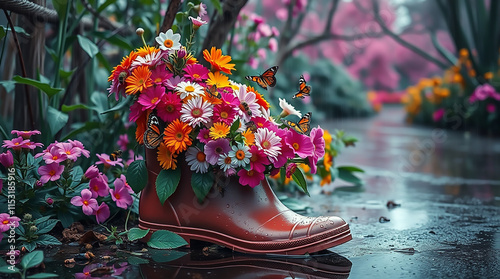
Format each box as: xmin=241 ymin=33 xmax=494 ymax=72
xmin=205 ymin=85 xmax=220 ymax=98
xmin=292 ymin=75 xmax=311 ymax=99
xmin=245 ymin=66 xmax=279 ymax=90
xmin=110 ymin=150 xmax=123 ymax=161
xmin=281 ymin=112 xmax=312 ymax=136
xmin=143 ymin=110 xmax=165 ymax=149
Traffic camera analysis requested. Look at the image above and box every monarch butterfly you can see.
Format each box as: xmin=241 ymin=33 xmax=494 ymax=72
xmin=281 ymin=112 xmax=312 ymax=136
xmin=292 ymin=75 xmax=311 ymax=99
xmin=245 ymin=66 xmax=279 ymax=90
xmin=143 ymin=110 xmax=165 ymax=149
xmin=110 ymin=150 xmax=123 ymax=161
xmin=205 ymin=85 xmax=220 ymax=98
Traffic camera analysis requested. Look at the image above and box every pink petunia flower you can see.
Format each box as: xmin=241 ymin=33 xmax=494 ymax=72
xmin=56 ymin=142 xmax=81 ymax=161
xmin=487 ymin=103 xmax=496 ymax=113
xmin=95 ymin=153 xmax=124 ymax=168
xmin=38 ymin=163 xmax=65 ymax=184
xmin=183 ymin=64 xmax=209 ymax=82
xmin=23 ymin=140 xmax=44 ymax=150
xmin=138 ymin=86 xmax=165 ymax=111
xmin=432 ymin=108 xmax=445 ymax=122
xmin=0 ymin=213 xmax=20 ymax=232
xmin=117 ymin=134 xmax=129 ymax=151
xmin=2 ymin=137 xmax=30 ymax=151
xmin=204 ymin=138 xmax=231 ymax=165
xmin=110 ymin=178 xmax=133 ymax=209
xmin=0 ymin=151 xmax=14 ymax=168
xmin=285 ymin=129 xmax=314 ymax=159
xmin=94 ymin=202 xmax=110 ymax=224
xmin=118 ymin=174 xmax=134 ymax=194
xmin=84 ymin=165 xmax=100 ymax=180
xmin=11 ymin=130 xmax=41 ymax=139
xmin=42 ymin=146 xmax=67 ymax=164
xmin=126 ymin=150 xmax=143 ymax=167
xmin=71 ymin=189 xmax=98 ymax=215
xmin=68 ymin=140 xmax=90 ymax=158
xmin=157 ymin=92 xmax=183 ymax=122
xmin=89 ymin=173 xmax=109 ymax=198
xmin=238 ymin=168 xmax=264 ymax=188
xmin=307 ymin=127 xmax=325 ymax=174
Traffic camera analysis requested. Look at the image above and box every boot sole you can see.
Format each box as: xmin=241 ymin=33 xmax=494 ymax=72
xmin=139 ymin=218 xmax=352 ymax=255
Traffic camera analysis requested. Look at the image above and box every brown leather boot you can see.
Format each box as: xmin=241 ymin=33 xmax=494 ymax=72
xmin=139 ymin=148 xmax=352 ymax=255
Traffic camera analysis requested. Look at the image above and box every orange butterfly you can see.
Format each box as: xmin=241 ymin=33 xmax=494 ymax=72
xmin=245 ymin=66 xmax=279 ymax=90
xmin=143 ymin=110 xmax=165 ymax=149
xmin=281 ymin=112 xmax=312 ymax=135
xmin=205 ymin=85 xmax=220 ymax=98
xmin=292 ymin=75 xmax=311 ymax=99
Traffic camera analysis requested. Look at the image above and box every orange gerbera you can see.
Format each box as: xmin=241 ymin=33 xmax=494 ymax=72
xmin=125 ymin=66 xmax=153 ymax=95
xmin=202 ymin=90 xmax=223 ymax=105
xmin=135 ymin=46 xmax=160 ymax=57
xmin=108 ymin=51 xmax=137 ymax=82
xmin=203 ymin=47 xmax=235 ymax=74
xmin=135 ymin=113 xmax=147 ymax=144
xmin=248 ymin=86 xmax=270 ymax=110
xmin=324 ymin=152 xmax=333 ymax=171
xmin=163 ymin=119 xmax=193 ymax=153
xmin=157 ymin=143 xmax=178 ymax=170
xmin=241 ymin=128 xmax=255 ymax=146
xmin=207 ymin=71 xmax=231 ymax=88
xmin=209 ymin=122 xmax=230 ymax=139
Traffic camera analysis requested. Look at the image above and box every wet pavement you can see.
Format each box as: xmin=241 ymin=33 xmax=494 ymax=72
xmin=10 ymin=106 xmax=500 ymax=278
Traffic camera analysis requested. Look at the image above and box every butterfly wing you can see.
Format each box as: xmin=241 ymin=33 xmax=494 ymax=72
xmin=206 ymin=85 xmax=220 ymax=98
xmin=144 ymin=111 xmax=164 ymax=149
xmin=245 ymin=75 xmax=268 ymax=90
xmin=281 ymin=112 xmax=312 ymax=135
xmin=245 ymin=66 xmax=279 ymax=90
xmin=293 ymin=75 xmax=311 ymax=99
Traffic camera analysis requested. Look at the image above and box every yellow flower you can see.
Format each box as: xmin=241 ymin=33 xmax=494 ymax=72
xmin=323 ymin=130 xmax=333 ymax=146
xmin=207 ymin=71 xmax=231 ymax=88
xmin=324 ymin=152 xmax=333 ymax=171
xmin=241 ymin=128 xmax=255 ymax=146
xmin=135 ymin=46 xmax=160 ymax=57
xmin=209 ymin=122 xmax=230 ymax=139
xmin=320 ymin=174 xmax=332 ymax=186
xmin=203 ymin=47 xmax=236 ymax=74
xmin=157 ymin=143 xmax=177 ymax=170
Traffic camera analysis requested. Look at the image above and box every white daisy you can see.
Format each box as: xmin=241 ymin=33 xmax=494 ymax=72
xmin=131 ymin=51 xmax=163 ymax=69
xmin=255 ymin=128 xmax=282 ymax=161
xmin=155 ymin=29 xmax=181 ymax=51
xmin=236 ymin=85 xmax=261 ymax=122
xmin=217 ymin=153 xmax=235 ymax=172
xmin=186 ymin=147 xmax=209 ymax=173
xmin=279 ymin=98 xmax=302 ymax=118
xmin=180 ymin=97 xmax=213 ymax=127
xmin=175 ymin=81 xmax=205 ymax=99
xmin=228 ymin=142 xmax=251 ymax=167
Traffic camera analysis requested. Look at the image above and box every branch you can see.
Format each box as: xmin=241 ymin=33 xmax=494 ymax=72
xmin=430 ymin=31 xmax=457 ymax=66
xmin=160 ymin=0 xmax=182 ymax=33
xmin=80 ymin=0 xmax=133 ymax=36
xmin=324 ymin=0 xmax=340 ymax=34
xmin=371 ymin=0 xmax=450 ymax=69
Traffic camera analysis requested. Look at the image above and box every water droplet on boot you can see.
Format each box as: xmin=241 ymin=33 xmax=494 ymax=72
xmin=320 ymin=225 xmax=324 ymax=228
xmin=231 ymin=210 xmax=234 ymax=214
xmin=245 ymin=231 xmax=249 ymax=235
xmin=226 ymin=204 xmax=230 ymax=208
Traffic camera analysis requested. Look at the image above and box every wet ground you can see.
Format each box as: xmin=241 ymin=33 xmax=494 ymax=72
xmin=8 ymin=106 xmax=499 ymax=278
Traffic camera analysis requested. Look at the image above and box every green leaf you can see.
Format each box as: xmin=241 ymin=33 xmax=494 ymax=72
xmin=91 ymin=91 xmax=109 ymax=116
xmin=77 ymin=35 xmax=99 ymax=58
xmin=156 ymin=168 xmax=181 ymax=205
xmin=0 ymin=265 xmax=20 ymax=273
xmin=337 ymin=167 xmax=363 ymax=185
xmin=57 ymin=210 xmax=74 ymax=228
xmin=34 ymin=216 xmax=51 ymax=225
xmin=230 ymin=118 xmax=240 ymax=134
xmin=61 ymin=122 xmax=101 ymax=141
xmin=292 ymin=168 xmax=309 ymax=196
xmin=210 ymin=0 xmax=223 ymax=14
xmin=71 ymin=166 xmax=84 ymax=186
xmin=147 ymin=230 xmax=187 ymax=249
xmin=150 ymin=250 xmax=187 ymax=263
xmin=128 ymin=228 xmax=150 ymax=241
xmin=24 ymin=242 xmax=38 ymax=252
xmin=126 ymin=160 xmax=148 ymax=193
xmin=191 ymin=172 xmax=213 ymax=203
xmin=27 ymin=273 xmax=59 ymax=278
xmin=101 ymin=97 xmax=132 ymax=114
xmin=336 ymin=166 xmax=364 ymax=173
xmin=21 ymin=251 xmax=44 ymax=270
xmin=0 ymin=26 xmax=5 ymax=40
xmin=61 ymin=104 xmax=91 ymax=113
xmin=36 ymin=235 xmax=62 ymax=246
xmin=35 ymin=219 xmax=59 ymax=234
xmin=46 ymin=107 xmax=69 ymax=136
xmin=52 ymin=0 xmax=69 ymax=20
xmin=12 ymin=76 xmax=63 ymax=98
xmin=127 ymin=256 xmax=149 ymax=265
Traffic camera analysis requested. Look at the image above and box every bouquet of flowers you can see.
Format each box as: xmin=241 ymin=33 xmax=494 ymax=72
xmin=107 ymin=24 xmax=326 ymax=200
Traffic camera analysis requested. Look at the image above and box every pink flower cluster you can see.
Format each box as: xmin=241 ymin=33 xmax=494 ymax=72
xmin=35 ymin=140 xmax=90 ymax=185
xmin=0 ymin=213 xmax=20 ymax=243
xmin=469 ymin=84 xmax=500 ymax=103
xmin=2 ymin=130 xmax=43 ymax=151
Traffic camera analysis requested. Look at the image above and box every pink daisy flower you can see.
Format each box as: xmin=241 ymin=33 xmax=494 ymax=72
xmin=165 ymin=75 xmax=185 ymax=90
xmin=71 ymin=189 xmax=98 ymax=215
xmin=213 ymin=103 xmax=237 ymax=125
xmin=38 ymin=163 xmax=65 ymax=184
xmin=0 ymin=151 xmax=14 ymax=168
xmin=204 ymin=138 xmax=231 ymax=165
xmin=183 ymin=64 xmax=209 ymax=82
xmin=236 ymin=86 xmax=261 ymax=122
xmin=308 ymin=127 xmax=325 ymax=174
xmin=68 ymin=140 xmax=90 ymax=158
xmin=254 ymin=128 xmax=281 ymax=162
xmin=94 ymin=202 xmax=110 ymax=224
xmin=272 ymin=128 xmax=295 ymax=168
xmin=42 ymin=146 xmax=67 ymax=164
xmin=151 ymin=67 xmax=173 ymax=87
xmin=157 ymin=92 xmax=182 ymax=122
xmin=11 ymin=130 xmax=41 ymax=139
xmin=180 ymin=97 xmax=214 ymax=127
xmin=110 ymin=178 xmax=133 ymax=209
xmin=117 ymin=134 xmax=129 ymax=150
xmin=138 ymin=85 xmax=165 ymax=111
xmin=128 ymin=101 xmax=146 ymax=123
xmin=238 ymin=168 xmax=264 ymax=188
xmin=285 ymin=129 xmax=314 ymax=159
xmin=220 ymin=92 xmax=238 ymax=106
xmin=248 ymin=145 xmax=269 ymax=173
xmin=56 ymin=142 xmax=81 ymax=161
xmin=197 ymin=128 xmax=212 ymax=144
xmin=2 ymin=137 xmax=30 ymax=150
xmin=95 ymin=153 xmax=124 ymax=168
xmin=89 ymin=173 xmax=109 ymax=198
xmin=0 ymin=213 xmax=20 ymax=232
xmin=252 ymin=116 xmax=272 ymax=130
xmin=186 ymin=146 xmax=209 ymax=173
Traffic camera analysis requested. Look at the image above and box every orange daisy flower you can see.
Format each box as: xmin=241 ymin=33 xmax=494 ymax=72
xmin=207 ymin=71 xmax=231 ymax=88
xmin=135 ymin=46 xmax=160 ymax=57
xmin=125 ymin=66 xmax=153 ymax=95
xmin=203 ymin=47 xmax=235 ymax=74
xmin=202 ymin=91 xmax=223 ymax=105
xmin=108 ymin=51 xmax=137 ymax=82
xmin=209 ymin=122 xmax=230 ymax=139
xmin=241 ymin=128 xmax=255 ymax=146
xmin=247 ymin=86 xmax=270 ymax=110
xmin=163 ymin=119 xmax=193 ymax=153
xmin=157 ymin=143 xmax=178 ymax=170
